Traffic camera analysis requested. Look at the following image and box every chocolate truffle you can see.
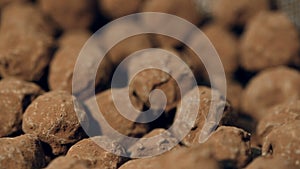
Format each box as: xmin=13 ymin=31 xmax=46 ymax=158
xmin=45 ymin=156 xmax=89 ymax=169
xmin=240 ymin=11 xmax=299 ymax=71
xmin=67 ymin=136 xmax=126 ymax=169
xmin=0 ymin=134 xmax=46 ymax=169
xmin=88 ymin=88 xmax=148 ymax=137
xmin=241 ymin=66 xmax=300 ymax=121
xmin=0 ymin=93 xmax=23 ymax=137
xmin=22 ymin=90 xmax=87 ymax=155
xmin=257 ymin=100 xmax=300 ymax=143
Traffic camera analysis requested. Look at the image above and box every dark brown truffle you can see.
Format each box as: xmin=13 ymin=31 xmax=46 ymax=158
xmin=241 ymin=66 xmax=300 ymax=121
xmin=38 ymin=0 xmax=95 ymax=30
xmin=0 ymin=134 xmax=46 ymax=169
xmin=22 ymin=90 xmax=87 ymax=155
xmin=67 ymin=136 xmax=126 ymax=169
xmin=240 ymin=11 xmax=299 ymax=71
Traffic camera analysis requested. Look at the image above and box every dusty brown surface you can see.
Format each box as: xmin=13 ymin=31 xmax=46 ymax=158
xmin=22 ymin=91 xmax=87 ymax=155
xmin=241 ymin=66 xmax=300 ymax=121
xmin=240 ymin=11 xmax=299 ymax=71
xmin=0 ymin=134 xmax=46 ymax=169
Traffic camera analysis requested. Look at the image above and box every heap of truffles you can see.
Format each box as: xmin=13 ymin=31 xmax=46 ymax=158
xmin=0 ymin=0 xmax=299 ymax=169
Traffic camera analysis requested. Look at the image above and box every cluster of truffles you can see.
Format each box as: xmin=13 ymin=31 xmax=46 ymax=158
xmin=0 ymin=0 xmax=299 ymax=169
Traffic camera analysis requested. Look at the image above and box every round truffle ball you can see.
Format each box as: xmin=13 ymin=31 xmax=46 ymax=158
xmin=22 ymin=90 xmax=87 ymax=155
xmin=0 ymin=134 xmax=46 ymax=169
xmin=240 ymin=11 xmax=299 ymax=71
xmin=241 ymin=66 xmax=300 ymax=121
xmin=38 ymin=0 xmax=95 ymax=30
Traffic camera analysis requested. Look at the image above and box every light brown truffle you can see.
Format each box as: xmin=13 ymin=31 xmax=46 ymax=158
xmin=45 ymin=156 xmax=89 ymax=169
xmin=0 ymin=30 xmax=53 ymax=81
xmin=245 ymin=156 xmax=298 ymax=169
xmin=129 ymin=128 xmax=178 ymax=158
xmin=202 ymin=23 xmax=239 ymax=76
xmin=0 ymin=134 xmax=46 ymax=169
xmin=240 ymin=11 xmax=299 ymax=71
xmin=241 ymin=66 xmax=300 ymax=121
xmin=99 ymin=0 xmax=143 ymax=19
xmin=0 ymin=3 xmax=54 ymax=81
xmin=89 ymin=88 xmax=148 ymax=137
xmin=38 ymin=0 xmax=95 ymax=30
xmin=0 ymin=78 xmax=44 ymax=137
xmin=0 ymin=93 xmax=23 ymax=137
xmin=67 ymin=136 xmax=126 ymax=169
xmin=211 ymin=0 xmax=269 ymax=26
xmin=22 ymin=90 xmax=87 ymax=155
xmin=257 ymin=100 xmax=300 ymax=143
xmin=174 ymin=86 xmax=235 ymax=146
xmin=262 ymin=121 xmax=300 ymax=166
